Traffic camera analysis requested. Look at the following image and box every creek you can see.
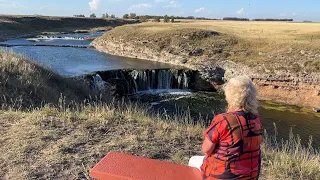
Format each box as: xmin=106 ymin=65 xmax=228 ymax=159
xmin=1 ymin=32 xmax=319 ymax=148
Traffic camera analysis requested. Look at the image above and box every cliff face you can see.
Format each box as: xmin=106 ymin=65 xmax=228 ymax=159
xmin=92 ymin=27 xmax=320 ymax=109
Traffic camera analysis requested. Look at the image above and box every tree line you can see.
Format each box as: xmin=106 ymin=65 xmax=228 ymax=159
xmin=74 ymin=13 xmax=295 ymax=22
xmin=223 ymin=17 xmax=293 ymax=21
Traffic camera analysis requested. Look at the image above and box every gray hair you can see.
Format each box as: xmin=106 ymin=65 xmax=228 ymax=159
xmin=224 ymin=76 xmax=258 ymax=114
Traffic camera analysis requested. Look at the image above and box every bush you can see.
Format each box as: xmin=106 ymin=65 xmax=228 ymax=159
xmin=123 ymin=14 xmax=129 ymax=19
xmin=170 ymin=16 xmax=175 ymax=23
xmin=139 ymin=16 xmax=148 ymax=22
xmin=129 ymin=13 xmax=137 ymax=19
xmin=164 ymin=15 xmax=169 ymax=23
xmin=154 ymin=17 xmax=161 ymax=22
xmin=90 ymin=13 xmax=96 ymax=18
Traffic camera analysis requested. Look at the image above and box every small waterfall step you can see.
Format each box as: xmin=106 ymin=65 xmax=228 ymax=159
xmin=89 ymin=69 xmax=202 ymax=96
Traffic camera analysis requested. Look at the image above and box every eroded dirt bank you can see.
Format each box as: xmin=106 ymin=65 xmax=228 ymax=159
xmin=92 ymin=23 xmax=320 ymax=108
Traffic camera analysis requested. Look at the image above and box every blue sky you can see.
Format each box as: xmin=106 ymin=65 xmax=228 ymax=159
xmin=0 ymin=0 xmax=319 ymax=21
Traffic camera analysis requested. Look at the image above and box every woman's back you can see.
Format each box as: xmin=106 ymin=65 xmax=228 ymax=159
xmin=201 ymin=111 xmax=263 ymax=180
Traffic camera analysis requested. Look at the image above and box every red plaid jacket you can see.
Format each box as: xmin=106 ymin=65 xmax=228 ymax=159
xmin=201 ymin=111 xmax=263 ymax=180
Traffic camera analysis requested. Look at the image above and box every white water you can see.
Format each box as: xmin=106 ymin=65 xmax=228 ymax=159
xmin=137 ymin=89 xmax=192 ymax=95
xmin=36 ymin=36 xmax=85 ymax=41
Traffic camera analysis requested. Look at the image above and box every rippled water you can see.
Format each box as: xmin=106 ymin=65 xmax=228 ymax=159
xmin=2 ymin=32 xmax=319 ymax=148
xmin=141 ymin=92 xmax=320 ymax=148
xmin=1 ymin=32 xmax=180 ymax=77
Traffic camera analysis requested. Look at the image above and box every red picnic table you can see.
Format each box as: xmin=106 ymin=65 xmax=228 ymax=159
xmin=90 ymin=152 xmax=203 ymax=180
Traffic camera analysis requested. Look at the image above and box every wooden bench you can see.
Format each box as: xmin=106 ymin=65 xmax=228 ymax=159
xmin=90 ymin=152 xmax=203 ymax=180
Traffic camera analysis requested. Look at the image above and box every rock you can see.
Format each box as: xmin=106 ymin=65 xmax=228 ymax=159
xmin=188 ymin=49 xmax=204 ymax=56
xmin=180 ymin=58 xmax=188 ymax=64
xmin=313 ymin=108 xmax=320 ymax=113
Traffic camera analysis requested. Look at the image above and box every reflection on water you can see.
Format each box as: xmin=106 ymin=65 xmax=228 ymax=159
xmin=2 ymin=32 xmax=319 ymax=148
xmin=143 ymin=92 xmax=320 ymax=148
xmin=4 ymin=46 xmax=180 ymax=77
xmin=1 ymin=31 xmax=180 ymax=77
xmin=0 ymin=32 xmax=104 ymax=47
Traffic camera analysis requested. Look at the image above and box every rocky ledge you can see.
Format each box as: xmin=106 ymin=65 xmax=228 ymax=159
xmin=91 ymin=31 xmax=320 ymax=109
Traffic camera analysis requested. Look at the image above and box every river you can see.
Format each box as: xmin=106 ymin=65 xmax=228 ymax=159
xmin=1 ymin=32 xmax=319 ymax=148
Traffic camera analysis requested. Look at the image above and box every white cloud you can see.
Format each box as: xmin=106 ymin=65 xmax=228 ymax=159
xmin=195 ymin=7 xmax=204 ymax=13
xmin=155 ymin=0 xmax=167 ymax=3
xmin=89 ymin=0 xmax=100 ymax=10
xmin=292 ymin=13 xmax=300 ymax=16
xmin=236 ymin=8 xmax=245 ymax=15
xmin=164 ymin=1 xmax=180 ymax=8
xmin=0 ymin=1 xmax=24 ymax=8
xmin=40 ymin=6 xmax=48 ymax=10
xmin=129 ymin=3 xmax=152 ymax=11
xmin=280 ymin=12 xmax=286 ymax=17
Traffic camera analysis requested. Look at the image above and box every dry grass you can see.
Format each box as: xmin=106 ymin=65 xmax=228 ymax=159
xmin=0 ymin=102 xmax=319 ymax=180
xmin=0 ymin=15 xmax=137 ymax=41
xmin=0 ymin=50 xmax=93 ymax=108
xmin=0 ymin=103 xmax=204 ymax=179
xmin=99 ymin=20 xmax=320 ymax=72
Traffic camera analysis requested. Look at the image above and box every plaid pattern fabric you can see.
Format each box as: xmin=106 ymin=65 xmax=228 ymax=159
xmin=200 ymin=111 xmax=263 ymax=180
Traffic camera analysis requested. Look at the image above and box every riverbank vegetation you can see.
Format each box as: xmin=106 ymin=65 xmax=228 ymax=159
xmin=0 ymin=102 xmax=319 ymax=179
xmin=0 ymin=50 xmax=320 ymax=179
xmin=95 ymin=20 xmax=320 ymax=73
xmin=0 ymin=15 xmax=137 ymax=41
xmin=0 ymin=50 xmax=92 ymax=108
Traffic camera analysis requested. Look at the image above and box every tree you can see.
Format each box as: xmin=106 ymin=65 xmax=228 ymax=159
xmin=129 ymin=13 xmax=137 ymax=19
xmin=170 ymin=16 xmax=175 ymax=23
xmin=110 ymin=14 xmax=116 ymax=18
xmin=105 ymin=13 xmax=109 ymax=18
xmin=164 ymin=15 xmax=169 ymax=23
xmin=74 ymin=14 xmax=85 ymax=17
xmin=139 ymin=16 xmax=148 ymax=22
xmin=123 ymin=14 xmax=129 ymax=19
xmin=154 ymin=17 xmax=161 ymax=22
xmin=90 ymin=13 xmax=96 ymax=18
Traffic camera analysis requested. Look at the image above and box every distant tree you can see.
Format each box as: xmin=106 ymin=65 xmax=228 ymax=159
xmin=123 ymin=14 xmax=129 ymax=19
xmin=90 ymin=13 xmax=96 ymax=18
xmin=129 ymin=13 xmax=137 ymax=19
xmin=164 ymin=15 xmax=169 ymax=23
xmin=252 ymin=18 xmax=293 ymax=22
xmin=187 ymin=16 xmax=195 ymax=19
xmin=74 ymin=14 xmax=85 ymax=17
xmin=139 ymin=16 xmax=148 ymax=22
xmin=170 ymin=16 xmax=175 ymax=23
xmin=154 ymin=17 xmax=161 ymax=22
xmin=110 ymin=14 xmax=116 ymax=18
xmin=105 ymin=13 xmax=109 ymax=18
xmin=223 ymin=17 xmax=249 ymax=21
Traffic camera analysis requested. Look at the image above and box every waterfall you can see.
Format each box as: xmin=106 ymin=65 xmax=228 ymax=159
xmin=91 ymin=74 xmax=110 ymax=92
xmin=93 ymin=69 xmax=194 ymax=95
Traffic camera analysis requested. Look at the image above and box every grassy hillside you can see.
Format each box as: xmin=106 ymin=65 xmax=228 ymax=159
xmin=0 ymin=48 xmax=319 ymax=179
xmin=0 ymin=50 xmax=91 ymax=108
xmin=0 ymin=103 xmax=319 ymax=179
xmin=0 ymin=15 xmax=138 ymax=41
xmin=96 ymin=20 xmax=320 ymax=73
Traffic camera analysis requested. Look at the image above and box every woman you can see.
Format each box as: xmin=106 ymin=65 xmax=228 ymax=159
xmin=189 ymin=76 xmax=263 ymax=180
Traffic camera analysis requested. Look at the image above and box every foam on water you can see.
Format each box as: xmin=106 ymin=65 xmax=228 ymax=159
xmin=137 ymin=89 xmax=192 ymax=95
xmin=36 ymin=36 xmax=85 ymax=41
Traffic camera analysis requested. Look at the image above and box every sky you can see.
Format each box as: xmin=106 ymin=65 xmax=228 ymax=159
xmin=0 ymin=0 xmax=319 ymax=21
